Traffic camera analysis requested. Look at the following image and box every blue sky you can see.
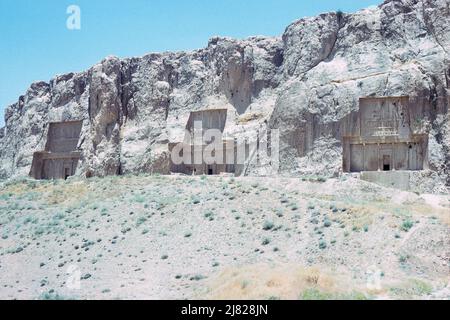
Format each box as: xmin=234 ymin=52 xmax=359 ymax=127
xmin=0 ymin=0 xmax=379 ymax=127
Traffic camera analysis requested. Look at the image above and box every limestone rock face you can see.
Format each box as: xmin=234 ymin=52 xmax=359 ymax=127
xmin=0 ymin=0 xmax=448 ymax=187
xmin=270 ymin=0 xmax=449 ymax=186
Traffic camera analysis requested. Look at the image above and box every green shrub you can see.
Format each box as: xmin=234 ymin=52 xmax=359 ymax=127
xmin=204 ymin=211 xmax=214 ymax=220
xmin=275 ymin=209 xmax=283 ymax=217
xmin=34 ymin=227 xmax=45 ymax=236
xmin=190 ymin=274 xmax=206 ymax=281
xmin=39 ymin=291 xmax=71 ymax=300
xmin=300 ymin=288 xmax=367 ymax=300
xmin=406 ymin=280 xmax=433 ymax=296
xmin=401 ymin=220 xmax=414 ymax=232
xmin=389 ymin=279 xmax=433 ymax=298
xmin=300 ymin=289 xmax=333 ymax=300
xmin=319 ymin=240 xmax=327 ymax=250
xmin=136 ymin=216 xmax=147 ymax=226
xmin=262 ymin=220 xmax=274 ymax=231
xmin=132 ymin=195 xmax=146 ymax=203
xmin=14 ymin=246 xmax=24 ymax=253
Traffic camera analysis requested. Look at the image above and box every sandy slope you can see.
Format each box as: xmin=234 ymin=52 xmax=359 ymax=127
xmin=0 ymin=175 xmax=448 ymax=300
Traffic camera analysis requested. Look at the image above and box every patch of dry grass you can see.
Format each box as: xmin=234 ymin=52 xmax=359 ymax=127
xmin=403 ymin=203 xmax=450 ymax=226
xmin=1 ymin=179 xmax=40 ymax=195
xmin=339 ymin=206 xmax=375 ymax=230
xmin=387 ymin=278 xmax=435 ymax=299
xmin=44 ymin=182 xmax=88 ymax=205
xmin=202 ymin=264 xmax=367 ymax=300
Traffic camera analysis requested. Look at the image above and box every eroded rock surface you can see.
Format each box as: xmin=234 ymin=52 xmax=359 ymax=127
xmin=0 ymin=0 xmax=448 ymax=188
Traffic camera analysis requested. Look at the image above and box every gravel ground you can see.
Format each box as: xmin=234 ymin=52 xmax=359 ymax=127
xmin=0 ymin=174 xmax=448 ymax=300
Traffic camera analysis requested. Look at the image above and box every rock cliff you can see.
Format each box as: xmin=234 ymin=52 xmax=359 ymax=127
xmin=0 ymin=0 xmax=448 ymax=186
